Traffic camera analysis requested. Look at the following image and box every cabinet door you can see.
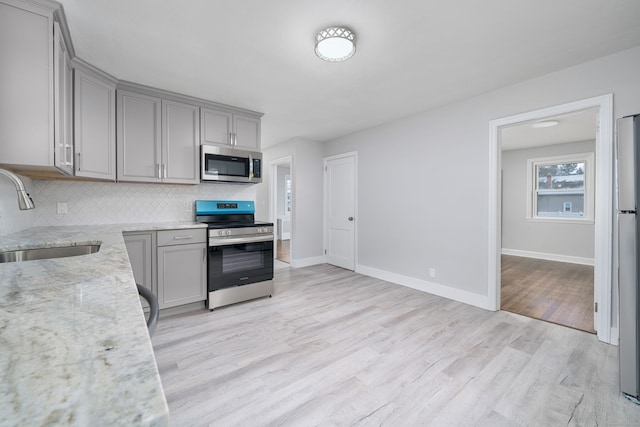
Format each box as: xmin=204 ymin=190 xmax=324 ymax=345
xmin=162 ymin=99 xmax=200 ymax=184
xmin=123 ymin=232 xmax=155 ymax=311
xmin=74 ymin=67 xmax=116 ymax=180
xmin=0 ymin=1 xmax=53 ymax=168
xmin=157 ymin=243 xmax=207 ymax=309
xmin=54 ymin=21 xmax=74 ymax=175
xmin=200 ymin=107 xmax=232 ymax=146
xmin=233 ymin=114 xmax=261 ymax=151
xmin=117 ymin=90 xmax=162 ymax=182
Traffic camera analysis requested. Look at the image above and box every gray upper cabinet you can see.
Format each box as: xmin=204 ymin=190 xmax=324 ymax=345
xmin=201 ymin=108 xmax=233 ymax=146
xmin=54 ymin=21 xmax=74 ymax=175
xmin=0 ymin=0 xmax=261 ymax=181
xmin=73 ymin=61 xmax=117 ymax=180
xmin=233 ymin=114 xmax=261 ymax=151
xmin=0 ymin=0 xmax=68 ymax=174
xmin=162 ymin=99 xmax=200 ymax=184
xmin=117 ymin=87 xmax=200 ymax=184
xmin=201 ymin=107 xmax=261 ymax=151
xmin=117 ymin=89 xmax=163 ymax=183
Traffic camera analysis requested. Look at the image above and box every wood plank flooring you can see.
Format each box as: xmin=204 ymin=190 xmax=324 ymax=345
xmin=501 ymin=255 xmax=595 ymax=333
xmin=152 ymin=264 xmax=640 ymax=426
xmin=276 ymin=239 xmax=290 ymax=263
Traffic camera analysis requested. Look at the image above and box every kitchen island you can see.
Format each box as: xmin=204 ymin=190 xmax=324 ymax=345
xmin=0 ymin=222 xmax=205 ymax=426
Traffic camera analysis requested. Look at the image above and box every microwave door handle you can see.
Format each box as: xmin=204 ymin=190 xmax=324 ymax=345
xmin=249 ymin=153 xmax=254 ymax=179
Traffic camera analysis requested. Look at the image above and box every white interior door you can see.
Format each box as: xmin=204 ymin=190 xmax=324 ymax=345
xmin=325 ymin=153 xmax=356 ymax=270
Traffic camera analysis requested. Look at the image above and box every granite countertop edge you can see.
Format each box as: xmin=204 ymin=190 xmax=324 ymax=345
xmin=0 ymin=221 xmax=206 ymax=426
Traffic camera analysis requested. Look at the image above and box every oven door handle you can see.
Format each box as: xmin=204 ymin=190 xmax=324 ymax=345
xmin=209 ymin=234 xmax=274 ymax=246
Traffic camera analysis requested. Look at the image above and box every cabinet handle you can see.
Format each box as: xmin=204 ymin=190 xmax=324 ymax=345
xmin=76 ymin=152 xmax=81 ymax=171
xmin=173 ymin=235 xmax=193 ymax=240
xmin=203 ymin=247 xmax=206 ymax=263
xmin=162 ymin=164 xmax=167 ymax=179
xmin=157 ymin=163 xmax=161 ymax=179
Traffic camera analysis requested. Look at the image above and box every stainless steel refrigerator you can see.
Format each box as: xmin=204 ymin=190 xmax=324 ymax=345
xmin=618 ymin=113 xmax=640 ymax=402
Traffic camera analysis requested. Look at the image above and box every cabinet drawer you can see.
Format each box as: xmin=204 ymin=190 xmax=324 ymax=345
xmin=157 ymin=228 xmax=206 ymax=246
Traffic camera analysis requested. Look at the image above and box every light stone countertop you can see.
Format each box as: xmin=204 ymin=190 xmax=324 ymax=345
xmin=0 ymin=222 xmax=207 ymax=426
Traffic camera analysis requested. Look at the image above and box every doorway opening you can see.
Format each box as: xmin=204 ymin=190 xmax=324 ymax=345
xmin=488 ymin=94 xmax=614 ymax=344
xmin=500 ymin=109 xmax=597 ymax=333
xmin=271 ymin=156 xmax=292 ymax=265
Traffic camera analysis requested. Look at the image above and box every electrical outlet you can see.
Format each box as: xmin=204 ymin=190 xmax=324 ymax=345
xmin=185 ymin=201 xmax=193 ymax=212
xmin=57 ymin=202 xmax=68 ymax=215
xmin=429 ymin=268 xmax=436 ymax=278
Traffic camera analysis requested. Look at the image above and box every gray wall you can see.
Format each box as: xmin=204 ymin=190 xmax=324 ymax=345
xmin=502 ymin=140 xmax=595 ymax=259
xmin=256 ymin=138 xmax=324 ymax=264
xmin=323 ymin=46 xmax=640 ymax=299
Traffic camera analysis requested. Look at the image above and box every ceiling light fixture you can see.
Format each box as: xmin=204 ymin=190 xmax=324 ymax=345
xmin=531 ymin=120 xmax=559 ymax=128
xmin=315 ymin=26 xmax=356 ymax=62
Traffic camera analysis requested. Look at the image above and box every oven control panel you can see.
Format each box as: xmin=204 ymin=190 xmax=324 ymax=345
xmin=209 ymin=226 xmax=274 ymax=238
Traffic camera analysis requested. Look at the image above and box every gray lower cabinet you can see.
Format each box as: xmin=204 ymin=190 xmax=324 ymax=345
xmin=156 ymin=229 xmax=207 ymax=309
xmin=123 ymin=232 xmax=156 ymax=311
xmin=73 ymin=60 xmax=117 ymax=180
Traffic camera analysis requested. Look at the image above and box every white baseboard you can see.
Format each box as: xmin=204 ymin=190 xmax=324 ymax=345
xmin=159 ymin=301 xmax=206 ymax=318
xmin=290 ymin=256 xmax=325 ymax=269
xmin=356 ymin=264 xmax=491 ymax=310
xmin=501 ymin=248 xmax=594 ymax=266
xmin=610 ymin=326 xmax=619 ymax=346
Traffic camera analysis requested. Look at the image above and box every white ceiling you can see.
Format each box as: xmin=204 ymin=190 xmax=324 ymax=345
xmin=57 ymin=0 xmax=640 ymax=148
xmin=501 ymin=109 xmax=598 ymax=151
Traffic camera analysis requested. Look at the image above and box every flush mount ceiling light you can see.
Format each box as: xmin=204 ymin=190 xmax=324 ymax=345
xmin=314 ymin=26 xmax=356 ymax=62
xmin=531 ymin=120 xmax=559 ymax=128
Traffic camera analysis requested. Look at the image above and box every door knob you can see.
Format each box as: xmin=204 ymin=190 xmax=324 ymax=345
xmin=348 ymin=217 xmax=354 ymax=221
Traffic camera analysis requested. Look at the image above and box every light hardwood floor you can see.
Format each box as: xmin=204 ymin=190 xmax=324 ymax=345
xmin=501 ymin=255 xmax=595 ymax=333
xmin=277 ymin=239 xmax=290 ymax=264
xmin=152 ymin=264 xmax=640 ymax=426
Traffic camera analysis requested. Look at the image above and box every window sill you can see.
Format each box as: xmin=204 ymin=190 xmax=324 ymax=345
xmin=526 ymin=217 xmax=594 ymax=225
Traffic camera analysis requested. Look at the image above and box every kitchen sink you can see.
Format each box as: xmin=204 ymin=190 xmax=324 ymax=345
xmin=0 ymin=244 xmax=101 ymax=263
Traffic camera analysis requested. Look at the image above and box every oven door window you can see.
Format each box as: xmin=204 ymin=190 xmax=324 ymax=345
xmin=208 ymin=241 xmax=274 ymax=291
xmin=205 ymin=154 xmax=249 ymax=178
xmin=222 ymin=244 xmax=264 ymax=273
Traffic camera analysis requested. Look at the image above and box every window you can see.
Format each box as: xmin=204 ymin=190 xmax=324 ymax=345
xmin=526 ymin=152 xmax=594 ymax=222
xmin=284 ymin=174 xmax=291 ymax=214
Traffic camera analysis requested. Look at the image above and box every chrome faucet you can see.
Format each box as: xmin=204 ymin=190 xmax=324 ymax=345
xmin=0 ymin=168 xmax=35 ymax=210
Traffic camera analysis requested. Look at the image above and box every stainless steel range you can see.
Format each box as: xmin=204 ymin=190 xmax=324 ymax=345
xmin=195 ymin=200 xmax=274 ymax=310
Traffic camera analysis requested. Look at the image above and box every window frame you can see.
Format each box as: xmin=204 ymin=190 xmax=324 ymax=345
xmin=526 ymin=152 xmax=595 ymax=223
xmin=284 ymin=174 xmax=291 ymax=215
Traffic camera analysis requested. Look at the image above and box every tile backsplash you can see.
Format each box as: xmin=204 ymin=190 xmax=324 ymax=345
xmin=31 ymin=180 xmax=257 ymax=226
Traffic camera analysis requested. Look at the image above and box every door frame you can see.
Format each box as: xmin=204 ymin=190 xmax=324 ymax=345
xmin=323 ymin=151 xmax=358 ymax=269
xmin=488 ymin=94 xmax=614 ymax=344
xmin=270 ymin=155 xmax=293 ymax=261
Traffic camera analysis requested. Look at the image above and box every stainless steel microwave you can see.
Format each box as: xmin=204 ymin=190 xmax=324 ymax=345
xmin=201 ymin=145 xmax=262 ymax=184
